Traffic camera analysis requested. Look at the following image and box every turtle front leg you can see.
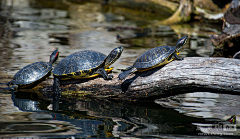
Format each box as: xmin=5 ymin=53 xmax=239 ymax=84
xmin=174 ymin=53 xmax=184 ymax=60
xmin=96 ymin=67 xmax=113 ymax=80
xmin=8 ymin=84 xmax=18 ymax=90
xmin=6 ymin=81 xmax=18 ymax=90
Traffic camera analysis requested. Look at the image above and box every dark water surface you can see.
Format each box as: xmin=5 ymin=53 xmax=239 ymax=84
xmin=0 ymin=0 xmax=239 ymax=138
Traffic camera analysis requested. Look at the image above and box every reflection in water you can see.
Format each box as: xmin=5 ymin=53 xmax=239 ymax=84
xmin=155 ymin=92 xmax=240 ymax=136
xmin=0 ymin=91 xmax=116 ymax=138
xmin=45 ymin=93 xmax=203 ymax=137
xmin=1 ymin=90 xmax=240 ymax=138
xmin=12 ymin=92 xmax=44 ymax=112
xmin=155 ymin=92 xmax=240 ymax=118
xmin=0 ymin=91 xmax=138 ymax=138
xmin=0 ymin=92 xmax=76 ymax=138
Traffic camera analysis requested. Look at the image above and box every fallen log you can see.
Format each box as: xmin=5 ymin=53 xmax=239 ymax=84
xmin=155 ymin=0 xmax=192 ymax=25
xmin=38 ymin=57 xmax=240 ymax=100
xmin=193 ymin=0 xmax=230 ymax=22
xmin=126 ymin=57 xmax=240 ymax=97
xmin=108 ymin=0 xmax=231 ymax=25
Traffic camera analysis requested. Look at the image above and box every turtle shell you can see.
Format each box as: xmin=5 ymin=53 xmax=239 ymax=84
xmin=133 ymin=45 xmax=175 ymax=70
xmin=52 ymin=50 xmax=107 ymax=77
xmin=9 ymin=61 xmax=52 ymax=88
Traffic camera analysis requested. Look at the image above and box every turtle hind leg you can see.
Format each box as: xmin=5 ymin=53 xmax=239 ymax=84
xmin=53 ymin=76 xmax=61 ymax=96
xmin=53 ymin=92 xmax=60 ymax=111
xmin=53 ymin=77 xmax=61 ymax=111
xmin=96 ymin=67 xmax=113 ymax=80
xmin=118 ymin=66 xmax=137 ymax=80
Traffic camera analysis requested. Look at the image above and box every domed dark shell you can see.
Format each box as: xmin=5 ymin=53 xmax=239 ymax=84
xmin=133 ymin=45 xmax=175 ymax=69
xmin=52 ymin=50 xmax=106 ymax=76
xmin=10 ymin=61 xmax=52 ymax=86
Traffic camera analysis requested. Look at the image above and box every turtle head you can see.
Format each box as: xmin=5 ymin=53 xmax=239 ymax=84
xmin=49 ymin=49 xmax=59 ymax=64
xmin=175 ymin=36 xmax=188 ymax=52
xmin=104 ymin=46 xmax=123 ymax=68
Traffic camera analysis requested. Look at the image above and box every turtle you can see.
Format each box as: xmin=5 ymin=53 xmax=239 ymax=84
xmin=7 ymin=49 xmax=59 ymax=89
xmin=118 ymin=36 xmax=188 ymax=80
xmin=52 ymin=46 xmax=123 ymax=94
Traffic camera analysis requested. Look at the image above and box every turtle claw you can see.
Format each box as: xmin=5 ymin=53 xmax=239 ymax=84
xmin=175 ymin=57 xmax=184 ymax=60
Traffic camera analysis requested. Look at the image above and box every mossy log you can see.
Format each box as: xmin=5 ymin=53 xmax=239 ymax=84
xmin=39 ymin=57 xmax=240 ymax=100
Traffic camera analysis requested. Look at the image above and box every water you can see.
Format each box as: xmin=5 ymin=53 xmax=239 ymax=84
xmin=0 ymin=0 xmax=239 ymax=138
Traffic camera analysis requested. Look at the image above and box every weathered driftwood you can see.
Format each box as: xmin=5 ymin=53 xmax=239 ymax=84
xmin=38 ymin=57 xmax=240 ymax=100
xmin=211 ymin=0 xmax=240 ymax=48
xmin=155 ymin=0 xmax=192 ymax=25
xmin=157 ymin=0 xmax=231 ymax=25
xmin=193 ymin=0 xmax=230 ymax=22
xmin=125 ymin=57 xmax=240 ymax=98
xmin=108 ymin=0 xmax=231 ymax=25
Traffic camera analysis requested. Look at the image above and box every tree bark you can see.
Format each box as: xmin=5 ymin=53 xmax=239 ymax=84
xmin=39 ymin=57 xmax=240 ymax=100
xmin=125 ymin=57 xmax=240 ymax=98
